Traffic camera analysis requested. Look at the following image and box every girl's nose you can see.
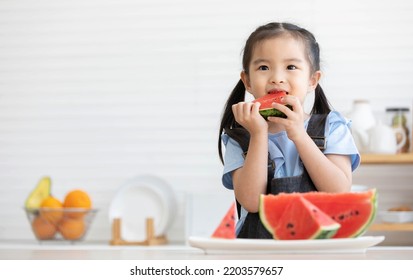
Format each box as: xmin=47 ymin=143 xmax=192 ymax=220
xmin=270 ymin=71 xmax=284 ymax=84
xmin=270 ymin=77 xmax=284 ymax=84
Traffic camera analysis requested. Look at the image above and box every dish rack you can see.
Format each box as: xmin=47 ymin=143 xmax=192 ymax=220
xmin=110 ymin=217 xmax=167 ymax=246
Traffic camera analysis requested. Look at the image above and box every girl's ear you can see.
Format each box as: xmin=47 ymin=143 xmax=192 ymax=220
xmin=308 ymin=70 xmax=322 ymax=91
xmin=240 ymin=71 xmax=252 ymax=92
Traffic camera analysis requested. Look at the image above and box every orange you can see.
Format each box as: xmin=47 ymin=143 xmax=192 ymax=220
xmin=31 ymin=216 xmax=57 ymax=240
xmin=58 ymin=218 xmax=86 ymax=240
xmin=39 ymin=196 xmax=63 ymax=224
xmin=63 ymin=189 xmax=92 ymax=218
xmin=63 ymin=189 xmax=92 ymax=208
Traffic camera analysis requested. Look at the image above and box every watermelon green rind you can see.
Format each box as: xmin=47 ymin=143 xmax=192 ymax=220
xmin=259 ymin=108 xmax=286 ymax=119
xmin=350 ymin=189 xmax=378 ymax=238
xmin=302 ymin=222 xmax=340 ymax=240
xmin=259 ymin=105 xmax=293 ymax=120
xmin=314 ymin=226 xmax=339 ymax=239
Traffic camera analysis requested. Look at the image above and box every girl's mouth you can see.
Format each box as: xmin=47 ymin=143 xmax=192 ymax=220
xmin=268 ymin=90 xmax=288 ymax=95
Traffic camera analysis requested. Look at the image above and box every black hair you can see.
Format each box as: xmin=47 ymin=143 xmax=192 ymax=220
xmin=218 ymin=22 xmax=331 ymax=164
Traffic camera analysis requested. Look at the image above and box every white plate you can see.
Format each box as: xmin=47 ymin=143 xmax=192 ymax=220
xmin=109 ymin=175 xmax=177 ymax=241
xmin=188 ymin=236 xmax=385 ymax=254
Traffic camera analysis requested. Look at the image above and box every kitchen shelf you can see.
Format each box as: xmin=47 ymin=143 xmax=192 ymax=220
xmin=360 ymin=153 xmax=413 ymax=164
xmin=369 ymin=223 xmax=413 ymax=231
xmin=360 ymin=152 xmax=413 ymax=235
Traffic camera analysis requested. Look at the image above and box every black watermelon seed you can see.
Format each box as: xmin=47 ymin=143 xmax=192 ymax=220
xmin=286 ymin=223 xmax=294 ymax=228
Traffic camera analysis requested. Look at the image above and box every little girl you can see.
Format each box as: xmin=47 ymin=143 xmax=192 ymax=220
xmin=218 ymin=22 xmax=360 ymax=238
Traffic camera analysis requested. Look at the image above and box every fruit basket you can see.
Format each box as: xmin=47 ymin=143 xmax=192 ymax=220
xmin=25 ymin=207 xmax=98 ymax=242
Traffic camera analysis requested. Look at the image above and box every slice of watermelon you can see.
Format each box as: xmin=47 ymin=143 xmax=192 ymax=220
xmin=259 ymin=193 xmax=296 ymax=235
xmin=211 ymin=202 xmax=236 ymax=239
xmin=273 ymin=196 xmax=340 ymax=240
xmin=253 ymin=91 xmax=292 ymax=119
xmin=259 ymin=189 xmax=377 ymax=239
xmin=303 ymin=190 xmax=377 ymax=238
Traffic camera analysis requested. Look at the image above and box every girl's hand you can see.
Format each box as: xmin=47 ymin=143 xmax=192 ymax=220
xmin=267 ymin=95 xmax=307 ymax=142
xmin=232 ymin=101 xmax=268 ymax=135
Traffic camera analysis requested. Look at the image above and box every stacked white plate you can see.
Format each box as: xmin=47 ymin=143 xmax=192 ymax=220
xmin=108 ymin=175 xmax=177 ymax=241
xmin=378 ymin=211 xmax=413 ymax=223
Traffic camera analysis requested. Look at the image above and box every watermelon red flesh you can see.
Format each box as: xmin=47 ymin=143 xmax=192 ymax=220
xmin=303 ymin=190 xmax=377 ymax=238
xmin=259 ymin=189 xmax=377 ymax=239
xmin=211 ymin=202 xmax=236 ymax=239
xmin=252 ymin=91 xmax=292 ymax=119
xmin=273 ymin=196 xmax=340 ymax=240
xmin=254 ymin=91 xmax=287 ymax=108
xmin=259 ymin=193 xmax=297 ymax=235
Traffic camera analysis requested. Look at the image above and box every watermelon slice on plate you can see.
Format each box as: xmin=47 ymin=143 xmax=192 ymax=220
xmin=273 ymin=196 xmax=340 ymax=240
xmin=303 ymin=190 xmax=377 ymax=238
xmin=211 ymin=202 xmax=236 ymax=239
xmin=260 ymin=189 xmax=377 ymax=239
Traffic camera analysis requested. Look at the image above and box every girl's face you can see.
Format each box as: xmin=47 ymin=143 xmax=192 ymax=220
xmin=241 ymin=34 xmax=321 ymax=103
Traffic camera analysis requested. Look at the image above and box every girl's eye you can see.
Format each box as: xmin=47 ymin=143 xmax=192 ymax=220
xmin=258 ymin=65 xmax=269 ymax=71
xmin=287 ymin=65 xmax=297 ymax=70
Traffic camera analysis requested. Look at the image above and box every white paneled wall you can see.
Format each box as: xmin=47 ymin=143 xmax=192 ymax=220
xmin=1 ymin=0 xmax=413 ymax=243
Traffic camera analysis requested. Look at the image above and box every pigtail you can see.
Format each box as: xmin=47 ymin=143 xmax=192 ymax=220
xmin=311 ymin=84 xmax=331 ymax=115
xmin=218 ymin=79 xmax=249 ymax=164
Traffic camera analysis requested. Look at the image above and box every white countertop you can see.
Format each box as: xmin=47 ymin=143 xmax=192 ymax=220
xmin=1 ymin=240 xmax=413 ymax=260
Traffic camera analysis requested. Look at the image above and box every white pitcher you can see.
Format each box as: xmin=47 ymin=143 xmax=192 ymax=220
xmin=366 ymin=121 xmax=406 ymax=154
xmin=347 ymin=100 xmax=376 ymax=153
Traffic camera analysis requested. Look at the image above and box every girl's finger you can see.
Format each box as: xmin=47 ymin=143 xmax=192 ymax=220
xmin=252 ymin=102 xmax=261 ymax=114
xmin=282 ymin=95 xmax=301 ymax=111
xmin=243 ymin=102 xmax=253 ymax=116
xmin=272 ymin=102 xmax=290 ymax=115
xmin=232 ymin=102 xmax=244 ymax=115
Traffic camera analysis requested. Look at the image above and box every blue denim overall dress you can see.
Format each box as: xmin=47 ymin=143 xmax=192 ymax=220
xmin=235 ymin=114 xmax=328 ymax=239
